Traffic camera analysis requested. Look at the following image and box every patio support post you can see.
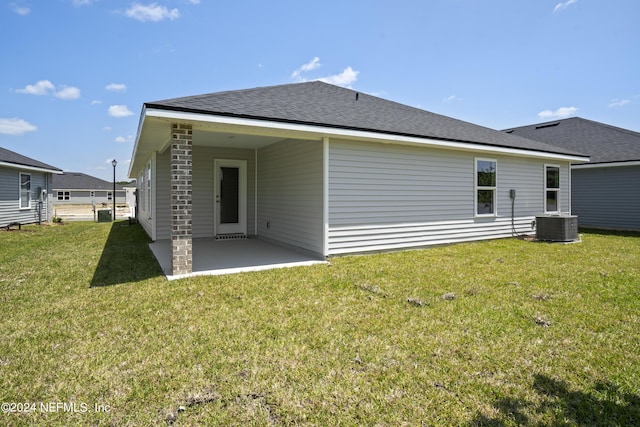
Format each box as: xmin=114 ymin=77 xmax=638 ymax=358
xmin=170 ymin=123 xmax=193 ymax=276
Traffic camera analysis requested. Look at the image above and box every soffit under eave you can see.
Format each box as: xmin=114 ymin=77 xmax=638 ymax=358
xmin=129 ymin=116 xmax=171 ymax=178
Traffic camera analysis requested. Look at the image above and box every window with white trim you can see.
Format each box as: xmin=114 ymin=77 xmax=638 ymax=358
xmin=107 ymin=192 xmax=113 ymax=201
xmin=475 ymin=158 xmax=497 ymax=216
xmin=146 ymin=163 xmax=152 ymax=218
xmin=545 ymin=165 xmax=560 ymax=213
xmin=57 ymin=191 xmax=70 ymax=201
xmin=139 ymin=173 xmax=145 ymax=214
xmin=20 ymin=173 xmax=31 ymax=209
xmin=90 ymin=191 xmax=95 ymax=198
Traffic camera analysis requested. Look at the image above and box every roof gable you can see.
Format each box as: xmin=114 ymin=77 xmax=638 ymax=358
xmin=0 ymin=146 xmax=62 ymax=172
xmin=52 ymin=172 xmax=124 ymax=190
xmin=505 ymin=117 xmax=640 ymax=164
xmin=145 ymin=81 xmax=584 ymax=157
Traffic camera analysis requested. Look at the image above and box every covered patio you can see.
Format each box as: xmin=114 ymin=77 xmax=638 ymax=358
xmin=149 ymin=237 xmax=327 ymax=280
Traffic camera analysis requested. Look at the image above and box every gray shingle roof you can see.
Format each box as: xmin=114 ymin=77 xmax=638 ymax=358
xmin=0 ymin=146 xmax=62 ymax=172
xmin=146 ymin=81 xmax=585 ymax=157
xmin=504 ymin=117 xmax=640 ymax=164
xmin=53 ymin=172 xmax=123 ymax=190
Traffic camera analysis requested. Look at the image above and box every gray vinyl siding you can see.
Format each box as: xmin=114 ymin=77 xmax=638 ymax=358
xmin=327 ymin=140 xmax=570 ymax=255
xmin=191 ymin=146 xmax=256 ymax=239
xmin=572 ymin=165 xmax=640 ymax=230
xmin=0 ymin=167 xmax=52 ymax=227
xmin=257 ymin=139 xmax=323 ymax=255
xmin=156 ymin=150 xmax=171 ymax=240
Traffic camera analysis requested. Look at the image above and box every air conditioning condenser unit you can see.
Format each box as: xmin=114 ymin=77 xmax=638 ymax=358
xmin=536 ymin=215 xmax=579 ymax=242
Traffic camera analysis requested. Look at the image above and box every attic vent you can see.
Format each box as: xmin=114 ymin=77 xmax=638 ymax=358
xmin=356 ymin=92 xmax=359 ymax=101
xmin=535 ymin=122 xmax=560 ymax=130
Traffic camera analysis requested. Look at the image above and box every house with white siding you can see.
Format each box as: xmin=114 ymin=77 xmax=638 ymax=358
xmin=0 ymin=147 xmax=62 ymax=228
xmin=128 ymin=81 xmax=588 ymax=278
xmin=505 ymin=117 xmax=640 ymax=231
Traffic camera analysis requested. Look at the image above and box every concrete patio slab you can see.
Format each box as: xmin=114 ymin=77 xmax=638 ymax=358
xmin=149 ymin=237 xmax=327 ymax=280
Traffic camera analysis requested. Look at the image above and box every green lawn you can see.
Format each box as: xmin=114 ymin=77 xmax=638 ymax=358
xmin=1 ymin=222 xmax=639 ymax=426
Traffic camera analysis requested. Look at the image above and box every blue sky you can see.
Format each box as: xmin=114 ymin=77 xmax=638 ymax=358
xmin=1 ymin=0 xmax=638 ymax=181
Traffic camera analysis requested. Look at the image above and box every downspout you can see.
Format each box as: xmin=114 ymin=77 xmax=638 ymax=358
xmin=254 ymin=148 xmax=258 ymax=236
xmin=568 ymin=162 xmax=572 ymax=214
xmin=38 ymin=177 xmax=43 ymax=225
xmin=322 ymin=137 xmax=329 ymax=257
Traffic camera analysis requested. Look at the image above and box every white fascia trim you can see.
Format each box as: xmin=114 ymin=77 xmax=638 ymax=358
xmin=572 ymin=160 xmax=640 ymax=169
xmin=0 ymin=162 xmax=62 ymax=174
xmin=128 ymin=105 xmax=147 ymax=179
xmin=144 ymin=108 xmax=590 ymax=162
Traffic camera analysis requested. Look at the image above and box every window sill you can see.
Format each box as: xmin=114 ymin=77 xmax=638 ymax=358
xmin=475 ymin=213 xmax=497 ymax=219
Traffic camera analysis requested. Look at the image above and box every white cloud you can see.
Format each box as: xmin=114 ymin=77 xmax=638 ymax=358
xmin=16 ymin=80 xmax=56 ymax=96
xmin=71 ymin=0 xmax=97 ymax=5
xmin=537 ymin=106 xmax=578 ymax=119
xmin=553 ymin=0 xmax=577 ymax=13
xmin=0 ymin=118 xmax=37 ymax=136
xmin=125 ymin=3 xmax=180 ymax=22
xmin=290 ymin=58 xmax=361 ymax=88
xmin=106 ymin=83 xmax=127 ymax=92
xmin=318 ymin=66 xmax=359 ymax=87
xmin=15 ymin=80 xmax=80 ymax=100
xmin=292 ymin=57 xmax=321 ymax=80
xmin=115 ymin=135 xmax=134 ymax=143
xmin=54 ymin=86 xmax=81 ymax=100
xmin=108 ymin=105 xmax=134 ymax=117
xmin=443 ymin=95 xmax=462 ymax=103
xmin=291 ymin=56 xmax=322 ymax=80
xmin=188 ymin=0 xmax=200 ymax=4
xmin=103 ymin=126 xmax=112 ymax=131
xmin=10 ymin=3 xmax=30 ymax=15
xmin=608 ymin=99 xmax=631 ymax=108
xmin=91 ymin=100 xmax=103 ymax=105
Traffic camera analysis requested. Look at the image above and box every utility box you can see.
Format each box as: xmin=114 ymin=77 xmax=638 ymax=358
xmin=536 ymin=215 xmax=578 ymax=242
xmin=97 ymin=209 xmax=112 ymax=222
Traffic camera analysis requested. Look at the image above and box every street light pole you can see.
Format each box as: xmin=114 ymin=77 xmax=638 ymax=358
xmin=112 ymin=159 xmax=117 ymax=221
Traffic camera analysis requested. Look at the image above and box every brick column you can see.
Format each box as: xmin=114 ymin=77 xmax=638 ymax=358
xmin=171 ymin=123 xmax=193 ymax=276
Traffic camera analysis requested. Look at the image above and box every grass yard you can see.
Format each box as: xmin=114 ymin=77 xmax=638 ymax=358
xmin=1 ymin=222 xmax=639 ymax=426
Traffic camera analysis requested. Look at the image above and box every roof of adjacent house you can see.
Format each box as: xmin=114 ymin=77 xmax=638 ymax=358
xmin=145 ymin=81 xmax=586 ymax=158
xmin=0 ymin=146 xmax=62 ymax=172
xmin=504 ymin=117 xmax=640 ymax=164
xmin=52 ymin=172 xmax=124 ymax=190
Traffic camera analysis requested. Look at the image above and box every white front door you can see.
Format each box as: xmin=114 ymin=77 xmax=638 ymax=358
xmin=214 ymin=159 xmax=247 ymax=235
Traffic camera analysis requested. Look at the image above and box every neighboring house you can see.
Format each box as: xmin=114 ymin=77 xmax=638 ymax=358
xmin=52 ymin=172 xmax=125 ymax=206
xmin=505 ymin=117 xmax=640 ymax=231
xmin=0 ymin=146 xmax=62 ymax=228
xmin=128 ymin=81 xmax=588 ymax=276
